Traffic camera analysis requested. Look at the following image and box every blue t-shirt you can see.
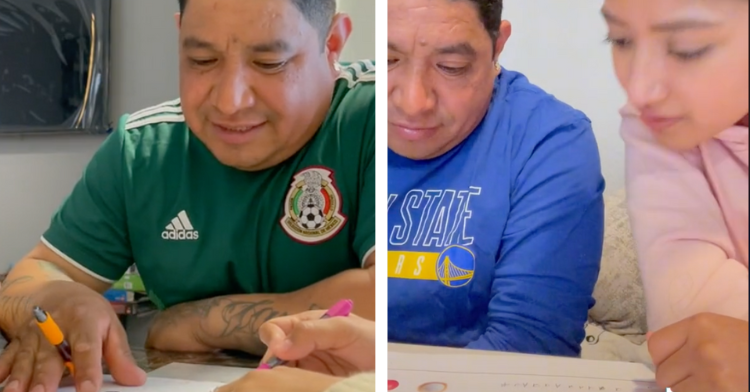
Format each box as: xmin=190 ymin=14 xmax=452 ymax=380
xmin=387 ymin=69 xmax=605 ymax=357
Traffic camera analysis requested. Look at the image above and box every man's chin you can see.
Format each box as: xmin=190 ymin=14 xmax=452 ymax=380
xmin=188 ymin=130 xmax=267 ymax=170
xmin=389 ymin=142 xmax=442 ymax=161
xmin=206 ymin=144 xmax=273 ymax=172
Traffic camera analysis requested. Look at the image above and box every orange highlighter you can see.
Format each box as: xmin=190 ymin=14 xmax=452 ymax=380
xmin=32 ymin=306 xmax=75 ymax=376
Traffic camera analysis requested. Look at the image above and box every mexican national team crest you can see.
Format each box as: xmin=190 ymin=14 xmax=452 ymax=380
xmin=280 ymin=167 xmax=347 ymax=243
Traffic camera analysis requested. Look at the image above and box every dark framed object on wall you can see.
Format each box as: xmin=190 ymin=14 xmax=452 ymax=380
xmin=0 ymin=0 xmax=112 ymax=135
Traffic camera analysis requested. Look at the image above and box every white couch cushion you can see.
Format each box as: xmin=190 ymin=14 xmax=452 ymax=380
xmin=588 ymin=189 xmax=648 ymax=344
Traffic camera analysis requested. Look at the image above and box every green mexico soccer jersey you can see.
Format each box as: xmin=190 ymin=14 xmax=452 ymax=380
xmin=41 ymin=61 xmax=375 ymax=309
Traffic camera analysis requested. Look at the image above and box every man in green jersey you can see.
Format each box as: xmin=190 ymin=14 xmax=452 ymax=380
xmin=0 ymin=0 xmax=374 ymax=391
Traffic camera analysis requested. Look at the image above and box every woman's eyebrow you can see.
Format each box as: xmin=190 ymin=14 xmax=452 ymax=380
xmin=601 ymin=7 xmax=721 ymax=32
xmin=651 ymin=18 xmax=720 ymax=32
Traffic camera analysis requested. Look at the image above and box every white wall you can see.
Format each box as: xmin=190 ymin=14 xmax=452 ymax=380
xmin=339 ymin=0 xmax=376 ymax=62
xmin=0 ymin=0 xmax=375 ymax=272
xmin=500 ymin=0 xmax=627 ymax=194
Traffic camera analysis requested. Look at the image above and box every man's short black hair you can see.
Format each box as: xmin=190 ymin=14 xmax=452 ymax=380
xmin=461 ymin=0 xmax=503 ymax=43
xmin=177 ymin=0 xmax=336 ymax=41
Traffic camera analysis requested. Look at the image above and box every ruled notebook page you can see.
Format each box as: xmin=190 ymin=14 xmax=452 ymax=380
xmin=389 ymin=351 xmax=661 ymax=392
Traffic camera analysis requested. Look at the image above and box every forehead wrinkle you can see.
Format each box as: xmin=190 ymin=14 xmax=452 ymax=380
xmin=181 ymin=0 xmax=308 ymax=50
xmin=447 ymin=23 xmax=463 ymax=36
xmin=389 ymin=0 xmax=488 ymax=56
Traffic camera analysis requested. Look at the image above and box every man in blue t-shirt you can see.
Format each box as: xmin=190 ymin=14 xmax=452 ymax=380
xmin=387 ymin=0 xmax=605 ymax=357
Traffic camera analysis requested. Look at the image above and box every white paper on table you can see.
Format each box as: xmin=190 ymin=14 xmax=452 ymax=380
xmin=389 ymin=351 xmax=663 ymax=392
xmin=147 ymin=362 xmax=252 ymax=384
xmin=53 ymin=376 xmax=223 ymax=392
xmin=0 ymin=364 xmax=251 ymax=391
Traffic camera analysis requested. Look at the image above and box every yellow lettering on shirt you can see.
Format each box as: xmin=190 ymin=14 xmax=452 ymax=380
xmin=387 ymin=251 xmax=440 ymax=280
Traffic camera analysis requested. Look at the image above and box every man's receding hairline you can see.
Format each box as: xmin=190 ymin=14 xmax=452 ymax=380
xmin=178 ymin=0 xmax=335 ymax=25
xmin=178 ymin=0 xmax=336 ymax=49
xmin=451 ymin=0 xmax=503 ymax=43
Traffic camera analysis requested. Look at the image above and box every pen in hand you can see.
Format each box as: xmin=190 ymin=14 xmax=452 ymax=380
xmin=32 ymin=306 xmax=75 ymax=377
xmin=257 ymin=298 xmax=355 ymax=370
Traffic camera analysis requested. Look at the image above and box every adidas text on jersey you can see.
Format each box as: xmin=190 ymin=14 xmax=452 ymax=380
xmin=162 ymin=210 xmax=200 ymax=240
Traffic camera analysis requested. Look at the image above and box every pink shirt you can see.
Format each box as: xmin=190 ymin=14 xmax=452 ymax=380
xmin=620 ymin=105 xmax=749 ymax=331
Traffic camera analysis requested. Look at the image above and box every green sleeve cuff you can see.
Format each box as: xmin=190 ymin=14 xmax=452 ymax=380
xmin=360 ymin=241 xmax=375 ymax=268
xmin=39 ymin=233 xmax=122 ymax=283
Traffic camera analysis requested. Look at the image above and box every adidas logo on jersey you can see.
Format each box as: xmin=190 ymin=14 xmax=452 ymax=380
xmin=161 ymin=210 xmax=199 ymax=240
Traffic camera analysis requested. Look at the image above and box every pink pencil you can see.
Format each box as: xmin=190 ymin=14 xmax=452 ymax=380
xmin=257 ymin=299 xmax=354 ymax=370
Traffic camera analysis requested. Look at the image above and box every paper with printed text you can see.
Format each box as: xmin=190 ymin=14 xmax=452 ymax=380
xmin=389 ymin=351 xmax=662 ymax=392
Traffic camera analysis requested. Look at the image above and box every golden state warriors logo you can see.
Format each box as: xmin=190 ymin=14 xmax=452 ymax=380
xmin=387 ymin=245 xmax=476 ymax=287
xmin=436 ymin=246 xmax=475 ymax=287
xmin=280 ymin=167 xmax=347 ymax=244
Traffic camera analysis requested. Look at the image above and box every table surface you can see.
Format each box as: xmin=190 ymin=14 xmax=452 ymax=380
xmin=128 ymin=347 xmax=260 ymax=372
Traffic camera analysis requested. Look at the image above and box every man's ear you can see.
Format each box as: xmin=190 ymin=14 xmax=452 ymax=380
xmin=174 ymin=12 xmax=181 ymax=30
xmin=493 ymin=20 xmax=512 ymax=60
xmin=324 ymin=13 xmax=353 ymax=68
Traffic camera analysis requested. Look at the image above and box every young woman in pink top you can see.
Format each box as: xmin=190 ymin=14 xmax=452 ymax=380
xmin=602 ymin=0 xmax=748 ymax=391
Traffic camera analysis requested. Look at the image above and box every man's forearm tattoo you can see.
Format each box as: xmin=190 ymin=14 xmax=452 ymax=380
xmin=217 ymin=298 xmax=286 ymax=340
xmin=156 ymin=296 xmax=320 ymax=354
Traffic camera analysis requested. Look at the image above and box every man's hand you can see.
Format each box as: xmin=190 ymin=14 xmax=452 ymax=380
xmin=0 ymin=280 xmax=146 ymax=392
xmin=259 ymin=310 xmax=375 ymax=376
xmin=648 ymin=312 xmax=749 ymax=392
xmin=215 ymin=367 xmax=341 ymax=392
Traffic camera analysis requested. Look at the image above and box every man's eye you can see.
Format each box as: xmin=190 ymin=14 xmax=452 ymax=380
xmin=189 ymin=59 xmax=217 ymax=67
xmin=437 ymin=64 xmax=468 ymax=76
xmin=255 ymin=61 xmax=288 ymax=71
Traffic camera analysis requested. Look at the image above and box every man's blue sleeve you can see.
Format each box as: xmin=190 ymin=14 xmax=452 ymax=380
xmin=466 ymin=114 xmax=605 ymax=357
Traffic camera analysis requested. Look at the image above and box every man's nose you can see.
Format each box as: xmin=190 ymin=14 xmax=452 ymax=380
xmin=393 ymin=70 xmax=436 ymax=117
xmin=211 ymin=66 xmax=256 ymax=115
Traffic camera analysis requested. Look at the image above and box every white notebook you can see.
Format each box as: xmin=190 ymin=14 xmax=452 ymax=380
xmin=389 ymin=351 xmax=663 ymax=392
xmin=147 ymin=362 xmax=252 ymax=384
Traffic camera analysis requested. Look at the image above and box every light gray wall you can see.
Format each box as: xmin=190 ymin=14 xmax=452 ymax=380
xmin=500 ymin=0 xmax=625 ymax=193
xmin=0 ymin=0 xmax=375 ymax=272
xmin=338 ymin=0 xmax=376 ymax=62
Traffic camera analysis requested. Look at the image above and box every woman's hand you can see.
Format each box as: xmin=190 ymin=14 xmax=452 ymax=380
xmin=648 ymin=312 xmax=748 ymax=392
xmin=215 ymin=367 xmax=341 ymax=392
xmin=258 ymin=310 xmax=375 ymax=376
